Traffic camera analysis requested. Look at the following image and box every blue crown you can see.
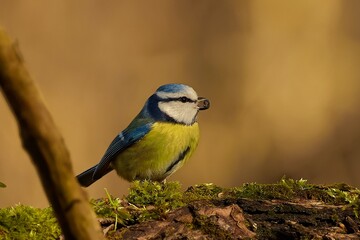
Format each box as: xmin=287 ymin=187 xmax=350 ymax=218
xmin=156 ymin=84 xmax=188 ymax=93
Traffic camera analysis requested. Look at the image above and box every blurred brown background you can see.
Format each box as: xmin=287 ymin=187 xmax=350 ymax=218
xmin=1 ymin=1 xmax=360 ymax=208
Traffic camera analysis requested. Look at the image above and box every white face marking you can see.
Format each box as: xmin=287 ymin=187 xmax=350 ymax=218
xmin=156 ymin=85 xmax=199 ymax=125
xmin=158 ymin=101 xmax=198 ymax=125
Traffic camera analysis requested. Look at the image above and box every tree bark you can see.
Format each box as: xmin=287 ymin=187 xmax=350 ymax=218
xmin=105 ymin=197 xmax=360 ymax=239
xmin=0 ymin=27 xmax=104 ymax=239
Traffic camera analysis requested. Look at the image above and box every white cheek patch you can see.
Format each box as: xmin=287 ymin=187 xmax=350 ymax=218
xmin=158 ymin=101 xmax=198 ymax=125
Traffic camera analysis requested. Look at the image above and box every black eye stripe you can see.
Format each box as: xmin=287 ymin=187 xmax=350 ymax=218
xmin=178 ymin=96 xmax=193 ymax=103
xmin=160 ymin=96 xmax=196 ymax=103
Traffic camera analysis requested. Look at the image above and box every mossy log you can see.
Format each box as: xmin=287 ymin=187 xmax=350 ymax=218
xmin=95 ymin=180 xmax=360 ymax=240
xmin=1 ymin=180 xmax=360 ymax=239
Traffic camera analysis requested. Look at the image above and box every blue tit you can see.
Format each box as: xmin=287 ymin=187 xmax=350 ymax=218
xmin=77 ymin=83 xmax=210 ymax=187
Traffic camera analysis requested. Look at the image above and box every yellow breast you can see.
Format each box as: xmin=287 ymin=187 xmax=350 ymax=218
xmin=111 ymin=122 xmax=200 ymax=181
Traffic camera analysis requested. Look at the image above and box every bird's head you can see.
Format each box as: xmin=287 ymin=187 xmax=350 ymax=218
xmin=146 ymin=84 xmax=210 ymax=125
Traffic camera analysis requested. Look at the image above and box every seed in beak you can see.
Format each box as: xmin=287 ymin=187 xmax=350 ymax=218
xmin=197 ymin=97 xmax=210 ymax=110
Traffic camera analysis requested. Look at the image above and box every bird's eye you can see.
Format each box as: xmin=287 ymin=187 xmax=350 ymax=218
xmin=179 ymin=97 xmax=188 ymax=103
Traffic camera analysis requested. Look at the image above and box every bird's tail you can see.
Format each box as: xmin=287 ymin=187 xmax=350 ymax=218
xmin=76 ymin=165 xmax=98 ymax=187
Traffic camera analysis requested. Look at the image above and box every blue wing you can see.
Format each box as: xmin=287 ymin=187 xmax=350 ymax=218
xmin=92 ymin=122 xmax=153 ymax=181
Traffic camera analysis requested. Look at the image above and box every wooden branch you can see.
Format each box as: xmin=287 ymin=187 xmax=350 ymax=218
xmin=0 ymin=27 xmax=104 ymax=239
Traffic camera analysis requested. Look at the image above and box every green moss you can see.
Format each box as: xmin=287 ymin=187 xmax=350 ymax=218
xmin=229 ymin=178 xmax=315 ymax=200
xmin=326 ymin=187 xmax=360 ymax=204
xmin=325 ymin=186 xmax=360 ymax=217
xmin=125 ymin=180 xmax=185 ymax=222
xmin=91 ymin=189 xmax=132 ymax=229
xmin=0 ymin=205 xmax=61 ymax=240
xmin=126 ymin=180 xmax=184 ymax=209
xmin=183 ymin=183 xmax=223 ymax=202
xmin=226 ymin=177 xmax=359 ymax=206
xmin=92 ymin=180 xmax=186 ymax=228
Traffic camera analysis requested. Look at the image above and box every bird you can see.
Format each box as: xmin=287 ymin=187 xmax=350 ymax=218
xmin=76 ymin=83 xmax=210 ymax=187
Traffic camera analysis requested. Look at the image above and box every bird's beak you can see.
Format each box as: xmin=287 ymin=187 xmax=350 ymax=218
xmin=197 ymin=97 xmax=210 ymax=110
